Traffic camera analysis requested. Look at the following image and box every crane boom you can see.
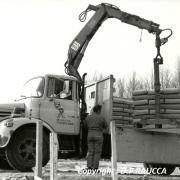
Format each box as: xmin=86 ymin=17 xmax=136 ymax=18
xmin=64 ymin=3 xmax=170 ymax=82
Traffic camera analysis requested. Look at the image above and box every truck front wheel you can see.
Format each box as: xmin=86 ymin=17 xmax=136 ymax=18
xmin=5 ymin=129 xmax=49 ymax=172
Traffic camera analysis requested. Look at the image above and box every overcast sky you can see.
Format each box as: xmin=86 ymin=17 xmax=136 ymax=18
xmin=0 ymin=0 xmax=179 ymax=102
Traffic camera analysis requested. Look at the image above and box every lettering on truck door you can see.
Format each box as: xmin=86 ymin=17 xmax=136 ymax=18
xmin=40 ymin=77 xmax=76 ymax=134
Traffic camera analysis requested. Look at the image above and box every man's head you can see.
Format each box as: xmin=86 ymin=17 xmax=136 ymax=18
xmin=93 ymin=104 xmax=102 ymax=114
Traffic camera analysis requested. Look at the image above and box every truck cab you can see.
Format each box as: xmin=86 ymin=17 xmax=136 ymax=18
xmin=0 ymin=74 xmax=81 ymax=171
xmin=20 ymin=74 xmax=80 ymax=135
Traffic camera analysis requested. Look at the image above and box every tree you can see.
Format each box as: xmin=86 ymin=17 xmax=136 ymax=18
xmin=86 ymin=71 xmax=104 ymax=84
xmin=160 ymin=67 xmax=172 ymax=89
xmin=125 ymin=72 xmax=140 ymax=98
xmin=115 ymin=78 xmax=125 ymax=98
xmin=175 ymin=56 xmax=180 ymax=87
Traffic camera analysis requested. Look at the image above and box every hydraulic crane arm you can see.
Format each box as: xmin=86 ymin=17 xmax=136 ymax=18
xmin=64 ymin=3 xmax=171 ymax=82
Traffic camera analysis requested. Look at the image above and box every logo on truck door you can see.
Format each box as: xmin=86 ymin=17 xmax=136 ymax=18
xmin=53 ymin=101 xmax=74 ymax=126
xmin=54 ymin=101 xmax=64 ymax=120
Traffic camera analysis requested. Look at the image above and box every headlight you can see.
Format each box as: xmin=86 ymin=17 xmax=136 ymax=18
xmin=4 ymin=119 xmax=14 ymax=127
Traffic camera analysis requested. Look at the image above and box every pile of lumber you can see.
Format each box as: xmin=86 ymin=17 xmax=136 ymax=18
xmin=132 ymin=88 xmax=180 ymax=122
xmin=112 ymin=97 xmax=133 ymax=125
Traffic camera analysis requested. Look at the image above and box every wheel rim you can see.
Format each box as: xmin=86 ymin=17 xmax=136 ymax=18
xmin=18 ymin=138 xmax=36 ymax=163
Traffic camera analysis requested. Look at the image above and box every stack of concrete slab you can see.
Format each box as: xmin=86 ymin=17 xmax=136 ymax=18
xmin=132 ymin=88 xmax=180 ymax=122
xmin=112 ymin=97 xmax=133 ymax=124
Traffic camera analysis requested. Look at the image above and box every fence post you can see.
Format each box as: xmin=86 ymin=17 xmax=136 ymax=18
xmin=50 ymin=132 xmax=58 ymax=180
xmin=109 ymin=75 xmax=118 ymax=180
xmin=110 ymin=120 xmax=118 ymax=180
xmin=34 ymin=120 xmax=43 ymax=180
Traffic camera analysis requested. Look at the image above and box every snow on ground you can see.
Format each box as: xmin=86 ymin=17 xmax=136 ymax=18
xmin=0 ymin=159 xmax=180 ymax=180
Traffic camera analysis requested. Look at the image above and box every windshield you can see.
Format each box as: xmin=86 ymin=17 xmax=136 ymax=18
xmin=21 ymin=77 xmax=45 ymax=98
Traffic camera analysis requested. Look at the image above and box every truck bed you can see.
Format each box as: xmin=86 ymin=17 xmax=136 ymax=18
xmin=85 ymin=75 xmax=180 ymax=165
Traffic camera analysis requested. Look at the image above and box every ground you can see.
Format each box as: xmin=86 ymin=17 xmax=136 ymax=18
xmin=0 ymin=159 xmax=180 ymax=180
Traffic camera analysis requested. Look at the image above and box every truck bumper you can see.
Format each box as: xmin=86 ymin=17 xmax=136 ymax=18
xmin=0 ymin=135 xmax=9 ymax=147
xmin=0 ymin=121 xmax=12 ymax=148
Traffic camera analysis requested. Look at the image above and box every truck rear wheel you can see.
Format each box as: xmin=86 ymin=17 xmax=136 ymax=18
xmin=144 ymin=163 xmax=175 ymax=175
xmin=5 ymin=129 xmax=49 ymax=172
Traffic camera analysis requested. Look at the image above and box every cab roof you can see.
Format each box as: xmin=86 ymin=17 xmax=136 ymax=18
xmin=45 ymin=74 xmax=78 ymax=81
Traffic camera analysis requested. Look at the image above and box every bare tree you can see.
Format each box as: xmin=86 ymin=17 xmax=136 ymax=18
xmin=142 ymin=77 xmax=151 ymax=90
xmin=171 ymin=72 xmax=178 ymax=88
xmin=160 ymin=67 xmax=172 ymax=89
xmin=175 ymin=56 xmax=180 ymax=87
xmin=115 ymin=78 xmax=125 ymax=98
xmin=125 ymin=72 xmax=140 ymax=98
xmin=150 ymin=70 xmax=154 ymax=89
xmin=85 ymin=61 xmax=179 ymax=99
xmin=86 ymin=71 xmax=104 ymax=84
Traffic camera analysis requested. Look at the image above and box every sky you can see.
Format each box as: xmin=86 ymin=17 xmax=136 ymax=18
xmin=0 ymin=0 xmax=179 ymax=102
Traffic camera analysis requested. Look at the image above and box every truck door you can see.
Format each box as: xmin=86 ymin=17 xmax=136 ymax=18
xmin=40 ymin=77 xmax=79 ymax=134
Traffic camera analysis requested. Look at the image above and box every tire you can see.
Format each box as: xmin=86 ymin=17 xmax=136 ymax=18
xmin=0 ymin=156 xmax=13 ymax=170
xmin=5 ymin=129 xmax=49 ymax=172
xmin=144 ymin=163 xmax=175 ymax=175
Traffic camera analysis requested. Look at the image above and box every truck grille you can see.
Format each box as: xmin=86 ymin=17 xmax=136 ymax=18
xmin=0 ymin=107 xmax=25 ymax=120
xmin=0 ymin=110 xmax=12 ymax=118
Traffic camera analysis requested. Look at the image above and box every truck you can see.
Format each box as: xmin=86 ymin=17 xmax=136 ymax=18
xmin=0 ymin=3 xmax=175 ymax=174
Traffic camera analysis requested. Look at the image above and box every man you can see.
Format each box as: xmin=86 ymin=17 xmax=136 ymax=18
xmin=84 ymin=104 xmax=108 ymax=170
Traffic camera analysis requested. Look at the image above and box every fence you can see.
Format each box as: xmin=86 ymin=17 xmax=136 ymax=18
xmin=34 ymin=120 xmax=58 ymax=180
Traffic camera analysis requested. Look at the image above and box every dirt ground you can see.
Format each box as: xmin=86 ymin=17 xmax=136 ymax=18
xmin=0 ymin=159 xmax=180 ymax=180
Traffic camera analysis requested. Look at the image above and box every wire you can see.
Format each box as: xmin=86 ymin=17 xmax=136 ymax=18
xmin=160 ymin=28 xmax=173 ymax=45
xmin=162 ymin=28 xmax=173 ymax=39
xmin=79 ymin=8 xmax=91 ymax=22
xmin=79 ymin=3 xmax=120 ymax=22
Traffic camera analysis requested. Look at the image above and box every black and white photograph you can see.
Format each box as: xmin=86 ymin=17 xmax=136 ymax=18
xmin=0 ymin=0 xmax=179 ymax=179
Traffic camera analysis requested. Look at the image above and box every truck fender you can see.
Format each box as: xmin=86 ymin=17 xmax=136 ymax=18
xmin=0 ymin=117 xmax=58 ymax=148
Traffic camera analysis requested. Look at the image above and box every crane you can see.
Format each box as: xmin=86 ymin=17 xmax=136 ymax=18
xmin=64 ymin=3 xmax=173 ymax=125
xmin=64 ymin=3 xmax=172 ymax=82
